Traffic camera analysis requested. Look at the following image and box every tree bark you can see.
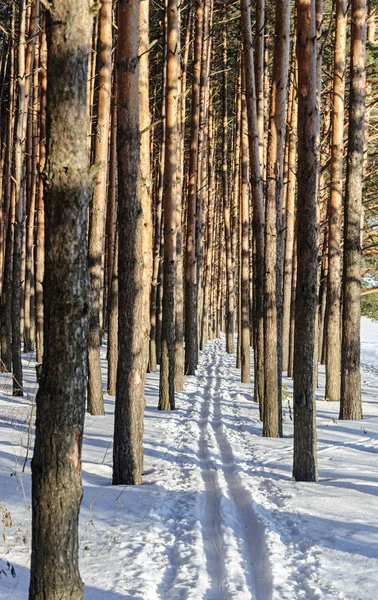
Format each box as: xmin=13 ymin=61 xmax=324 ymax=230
xmin=87 ymin=0 xmax=112 ymax=416
xmin=185 ymin=0 xmax=203 ymax=375
xmin=263 ymin=0 xmax=290 ymax=437
xmin=29 ymin=2 xmax=93 ymax=597
xmin=340 ymin=0 xmax=366 ymax=420
xmin=113 ymin=0 xmax=150 ymax=484
xmin=325 ymin=0 xmax=347 ymax=401
xmin=293 ymin=0 xmax=319 ymax=482
xmin=159 ymin=0 xmax=180 ymax=411
xmin=241 ymin=0 xmax=265 ymax=413
xmin=240 ymin=82 xmax=251 ymax=384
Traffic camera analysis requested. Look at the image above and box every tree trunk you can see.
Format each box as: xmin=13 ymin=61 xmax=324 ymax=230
xmin=282 ymin=75 xmax=298 ymax=372
xmin=325 ymin=0 xmax=347 ymax=401
xmin=222 ymin=13 xmax=235 ymax=355
xmin=107 ymin=227 xmax=118 ymax=395
xmin=240 ymin=82 xmax=250 ymax=384
xmin=241 ymin=0 xmax=265 ymax=412
xmin=29 ymin=2 xmax=93 ymax=598
xmin=340 ymin=0 xmax=366 ymax=420
xmin=293 ymin=0 xmax=319 ymax=482
xmin=185 ymin=0 xmax=203 ymax=375
xmin=113 ymin=0 xmax=150 ymax=485
xmin=35 ymin=22 xmax=46 ymax=365
xmin=11 ymin=0 xmax=28 ymax=396
xmin=263 ymin=0 xmax=290 ymax=437
xmin=87 ymin=0 xmax=112 ymax=416
xmin=159 ymin=0 xmax=180 ymax=411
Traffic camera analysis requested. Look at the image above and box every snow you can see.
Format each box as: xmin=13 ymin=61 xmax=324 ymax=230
xmin=1 ymin=317 xmax=378 ymax=598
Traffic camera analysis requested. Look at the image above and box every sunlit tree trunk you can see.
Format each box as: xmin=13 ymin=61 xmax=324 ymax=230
xmin=87 ymin=0 xmax=112 ymax=416
xmin=241 ymin=0 xmax=265 ymax=413
xmin=340 ymin=0 xmax=366 ymax=421
xmin=159 ymin=0 xmax=180 ymax=410
xmin=325 ymin=0 xmax=347 ymax=401
xmin=263 ymin=0 xmax=290 ymax=437
xmin=29 ymin=2 xmax=93 ymax=597
xmin=113 ymin=0 xmax=149 ymax=484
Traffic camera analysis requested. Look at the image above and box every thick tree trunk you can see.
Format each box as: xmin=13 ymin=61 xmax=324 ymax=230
xmin=325 ymin=0 xmax=347 ymax=401
xmin=293 ymin=0 xmax=319 ymax=482
xmin=113 ymin=0 xmax=150 ymax=485
xmin=340 ymin=0 xmax=366 ymax=420
xmin=87 ymin=0 xmax=112 ymax=416
xmin=29 ymin=2 xmax=93 ymax=598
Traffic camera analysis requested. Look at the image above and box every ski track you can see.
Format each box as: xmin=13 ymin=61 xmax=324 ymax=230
xmin=192 ymin=340 xmax=273 ymax=599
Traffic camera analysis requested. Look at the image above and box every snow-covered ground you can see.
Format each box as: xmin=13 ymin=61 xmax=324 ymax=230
xmin=1 ymin=317 xmax=378 ymax=599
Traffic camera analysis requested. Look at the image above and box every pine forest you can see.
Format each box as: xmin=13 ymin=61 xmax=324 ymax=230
xmin=0 ymin=0 xmax=378 ymax=598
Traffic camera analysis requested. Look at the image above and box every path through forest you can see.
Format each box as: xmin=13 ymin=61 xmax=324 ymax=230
xmin=1 ymin=319 xmax=378 ymax=598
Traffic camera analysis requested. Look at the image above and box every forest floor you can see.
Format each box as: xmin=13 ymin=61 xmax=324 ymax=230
xmin=1 ymin=319 xmax=378 ymax=599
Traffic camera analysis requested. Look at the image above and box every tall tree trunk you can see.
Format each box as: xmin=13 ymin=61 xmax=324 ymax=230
xmin=140 ymin=0 xmax=153 ymax=379
xmin=11 ymin=0 xmax=28 ymax=396
xmin=107 ymin=227 xmax=118 ymax=395
xmin=222 ymin=12 xmax=235 ymax=355
xmin=0 ymin=8 xmax=15 ymax=373
xmin=35 ymin=22 xmax=46 ymax=365
xmin=149 ymin=3 xmax=167 ymax=372
xmin=113 ymin=0 xmax=150 ymax=485
xmin=23 ymin=0 xmax=40 ymax=354
xmin=282 ymin=75 xmax=298 ymax=372
xmin=29 ymin=2 xmax=93 ymax=598
xmin=340 ymin=0 xmax=366 ymax=420
xmin=293 ymin=0 xmax=319 ymax=482
xmin=255 ymin=0 xmax=265 ymax=170
xmin=87 ymin=0 xmax=112 ymax=416
xmin=241 ymin=0 xmax=265 ymax=413
xmin=263 ymin=0 xmax=290 ymax=437
xmin=240 ymin=82 xmax=250 ymax=384
xmin=159 ymin=0 xmax=179 ymax=411
xmin=325 ymin=0 xmax=347 ymax=401
xmin=185 ymin=0 xmax=203 ymax=375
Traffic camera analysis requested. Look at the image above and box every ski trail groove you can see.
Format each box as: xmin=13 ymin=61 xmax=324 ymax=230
xmin=208 ymin=344 xmax=273 ymax=600
xmin=199 ymin=351 xmax=228 ymax=600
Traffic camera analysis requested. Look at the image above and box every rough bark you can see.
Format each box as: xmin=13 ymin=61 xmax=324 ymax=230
xmin=35 ymin=23 xmax=46 ymax=365
xmin=241 ymin=0 xmax=265 ymax=412
xmin=11 ymin=0 xmax=27 ymax=396
xmin=340 ymin=0 xmax=366 ymax=421
xmin=325 ymin=0 xmax=347 ymax=401
xmin=87 ymin=0 xmax=112 ymax=416
xmin=222 ymin=13 xmax=235 ymax=355
xmin=185 ymin=0 xmax=203 ymax=375
xmin=263 ymin=0 xmax=290 ymax=437
xmin=282 ymin=76 xmax=298 ymax=372
xmin=113 ymin=0 xmax=150 ymax=485
xmin=159 ymin=0 xmax=179 ymax=411
xmin=293 ymin=0 xmax=319 ymax=482
xmin=240 ymin=84 xmax=251 ymax=384
xmin=29 ymin=2 xmax=93 ymax=598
